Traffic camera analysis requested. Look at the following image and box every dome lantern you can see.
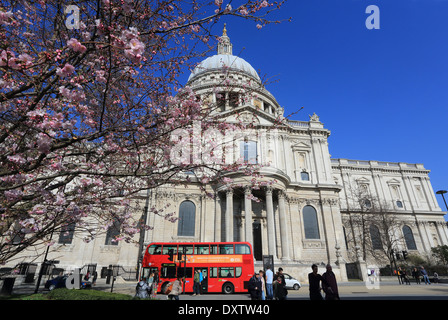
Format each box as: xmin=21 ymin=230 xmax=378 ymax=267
xmin=217 ymin=23 xmax=233 ymax=55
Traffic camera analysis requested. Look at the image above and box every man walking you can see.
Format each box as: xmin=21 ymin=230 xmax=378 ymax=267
xmin=322 ymin=264 xmax=340 ymax=300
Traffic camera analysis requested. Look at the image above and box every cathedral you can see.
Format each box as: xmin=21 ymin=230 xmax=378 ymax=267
xmin=8 ymin=26 xmax=447 ymax=284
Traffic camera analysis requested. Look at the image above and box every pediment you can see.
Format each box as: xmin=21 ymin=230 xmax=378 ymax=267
xmin=291 ymin=141 xmax=311 ymax=150
xmin=355 ymin=177 xmax=370 ymax=184
xmin=215 ymin=105 xmax=280 ymax=126
xmin=386 ymin=178 xmax=401 ymax=185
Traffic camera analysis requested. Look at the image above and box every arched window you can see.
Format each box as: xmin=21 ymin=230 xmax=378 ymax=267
xmin=369 ymin=225 xmax=382 ymax=250
xmin=105 ymin=218 xmax=121 ymax=246
xmin=178 ymin=201 xmax=196 ymax=237
xmin=303 ymin=205 xmax=320 ymax=239
xmin=301 ymin=171 xmax=310 ymax=181
xmin=240 ymin=141 xmax=257 ymax=164
xmin=403 ymin=225 xmax=417 ymax=250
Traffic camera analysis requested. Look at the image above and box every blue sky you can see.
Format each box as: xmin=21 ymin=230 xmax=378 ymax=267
xmin=181 ymin=0 xmax=448 ymax=215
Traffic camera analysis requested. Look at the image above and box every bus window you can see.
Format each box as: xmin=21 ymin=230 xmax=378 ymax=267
xmin=219 ymin=267 xmax=234 ymax=278
xmin=210 ymin=267 xmax=218 ymax=278
xmin=161 ymin=264 xmax=176 ymax=278
xmin=141 ymin=267 xmax=158 ymax=280
xmin=219 ymin=244 xmax=234 ymax=254
xmin=194 ymin=245 xmax=209 ymax=255
xmin=148 ymin=244 xmax=162 ymax=255
xmin=210 ymin=245 xmax=218 ymax=254
xmin=235 ymin=267 xmax=242 ymax=278
xmin=177 ymin=267 xmax=193 ymax=278
xmin=162 ymin=245 xmax=177 ymax=255
xmin=235 ymin=244 xmax=251 ymax=254
xmin=179 ymin=245 xmax=193 ymax=254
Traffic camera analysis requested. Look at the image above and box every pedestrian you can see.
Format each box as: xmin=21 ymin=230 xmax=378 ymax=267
xmin=265 ymin=266 xmax=274 ymax=300
xmin=199 ymin=269 xmax=204 ymax=294
xmin=259 ymin=270 xmax=266 ymax=300
xmin=248 ymin=273 xmax=262 ymax=300
xmin=273 ymin=268 xmax=287 ymax=300
xmin=401 ymin=268 xmax=410 ymax=285
xmin=412 ymin=267 xmax=421 ymax=284
xmin=92 ymin=271 xmax=98 ymax=286
xmin=322 ymin=264 xmax=340 ymax=300
xmin=193 ymin=270 xmax=201 ymax=296
xmin=151 ymin=271 xmax=159 ymax=298
xmin=420 ymin=267 xmax=431 ymax=285
xmin=135 ymin=277 xmax=151 ymax=299
xmin=167 ymin=276 xmax=183 ymax=300
xmin=147 ymin=272 xmax=154 ymax=295
xmin=308 ymin=264 xmax=327 ymax=301
xmin=434 ymin=272 xmax=439 ymax=284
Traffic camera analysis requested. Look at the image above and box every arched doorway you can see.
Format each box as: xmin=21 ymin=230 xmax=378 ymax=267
xmin=252 ymin=220 xmax=262 ymax=261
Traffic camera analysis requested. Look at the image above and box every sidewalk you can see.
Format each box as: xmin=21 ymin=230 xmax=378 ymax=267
xmin=6 ymin=277 xmax=448 ymax=299
xmin=93 ymin=278 xmax=448 ymax=299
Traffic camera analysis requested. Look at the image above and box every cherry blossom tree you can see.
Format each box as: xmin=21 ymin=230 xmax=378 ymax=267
xmin=0 ymin=0 xmax=287 ymax=264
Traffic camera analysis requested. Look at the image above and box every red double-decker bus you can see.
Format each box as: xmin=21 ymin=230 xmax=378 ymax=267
xmin=141 ymin=241 xmax=254 ymax=294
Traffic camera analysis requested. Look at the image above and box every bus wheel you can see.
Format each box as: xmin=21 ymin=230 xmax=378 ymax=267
xmin=161 ymin=282 xmax=170 ymax=295
xmin=222 ymin=282 xmax=234 ymax=294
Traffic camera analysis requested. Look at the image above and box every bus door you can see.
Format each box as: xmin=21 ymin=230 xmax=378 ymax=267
xmin=194 ymin=267 xmax=208 ymax=293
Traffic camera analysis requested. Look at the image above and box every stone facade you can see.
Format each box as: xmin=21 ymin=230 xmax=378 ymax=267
xmin=6 ymin=27 xmax=447 ymax=284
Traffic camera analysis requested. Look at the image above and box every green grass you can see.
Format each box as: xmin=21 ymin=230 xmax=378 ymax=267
xmin=1 ymin=288 xmax=139 ymax=300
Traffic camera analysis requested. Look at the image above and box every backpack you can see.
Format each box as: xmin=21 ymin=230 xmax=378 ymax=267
xmin=165 ymin=282 xmax=174 ymax=295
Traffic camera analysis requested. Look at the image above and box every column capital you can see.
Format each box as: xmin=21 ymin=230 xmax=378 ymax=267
xmin=266 ymin=186 xmax=274 ymax=195
xmin=278 ymin=189 xmax=286 ymax=199
xmin=244 ymin=185 xmax=252 ymax=195
xmin=226 ymin=188 xmax=234 ymax=196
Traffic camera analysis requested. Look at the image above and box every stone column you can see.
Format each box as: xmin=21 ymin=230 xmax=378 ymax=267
xmin=225 ymin=189 xmax=234 ymax=242
xmin=266 ymin=187 xmax=276 ymax=258
xmin=278 ymin=190 xmax=290 ymax=260
xmin=244 ymin=186 xmax=254 ymax=246
xmin=214 ymin=192 xmax=222 ymax=242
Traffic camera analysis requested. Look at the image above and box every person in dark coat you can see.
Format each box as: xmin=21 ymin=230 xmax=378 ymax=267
xmin=273 ymin=267 xmax=287 ymax=300
xmin=248 ymin=273 xmax=262 ymax=300
xmin=308 ymin=264 xmax=328 ymax=300
xmin=322 ymin=264 xmax=340 ymax=300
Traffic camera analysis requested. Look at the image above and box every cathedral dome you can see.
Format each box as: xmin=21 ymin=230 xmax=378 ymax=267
xmin=187 ymin=24 xmax=260 ymax=83
xmin=188 ymin=54 xmax=260 ymax=82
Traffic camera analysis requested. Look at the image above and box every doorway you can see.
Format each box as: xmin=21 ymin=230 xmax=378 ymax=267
xmin=252 ymin=221 xmax=262 ymax=261
xmin=194 ymin=267 xmax=208 ymax=293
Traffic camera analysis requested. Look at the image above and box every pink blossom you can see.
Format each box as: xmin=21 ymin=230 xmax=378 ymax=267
xmin=0 ymin=11 xmax=13 ymax=24
xmin=256 ymin=24 xmax=263 ymax=30
xmin=5 ymin=189 xmax=23 ymax=202
xmin=7 ymin=154 xmax=27 ymax=165
xmin=95 ymin=70 xmax=106 ymax=82
xmin=56 ymin=63 xmax=75 ymax=77
xmin=67 ymin=38 xmax=87 ymax=53
xmin=124 ymin=38 xmax=145 ymax=63
xmin=37 ymin=133 xmax=52 ymax=154
xmin=222 ymin=177 xmax=233 ymax=183
xmin=18 ymin=53 xmax=33 ymax=66
xmin=0 ymin=50 xmax=19 ymax=69
xmin=239 ymin=7 xmax=249 ymax=15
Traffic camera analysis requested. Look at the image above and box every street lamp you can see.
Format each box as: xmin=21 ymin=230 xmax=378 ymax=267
xmin=436 ymin=190 xmax=448 ymax=211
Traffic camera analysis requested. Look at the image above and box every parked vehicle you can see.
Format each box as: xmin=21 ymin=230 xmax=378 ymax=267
xmin=283 ymin=273 xmax=301 ymax=290
xmin=45 ymin=275 xmax=68 ymax=291
xmin=44 ymin=275 xmax=92 ymax=290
